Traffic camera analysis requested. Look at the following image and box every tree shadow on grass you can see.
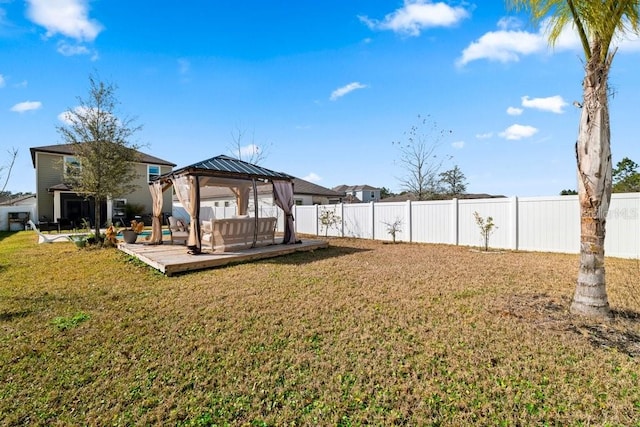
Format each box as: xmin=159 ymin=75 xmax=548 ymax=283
xmin=0 ymin=231 xmax=16 ymax=243
xmin=263 ymin=243 xmax=371 ymax=266
xmin=0 ymin=310 xmax=32 ymax=322
xmin=494 ymin=293 xmax=640 ymax=358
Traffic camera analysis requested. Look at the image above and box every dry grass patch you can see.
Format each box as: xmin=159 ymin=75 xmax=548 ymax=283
xmin=1 ymin=231 xmax=639 ymax=425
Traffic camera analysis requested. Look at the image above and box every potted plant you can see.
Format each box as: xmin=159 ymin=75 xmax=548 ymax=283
xmin=121 ymin=219 xmax=145 ymax=244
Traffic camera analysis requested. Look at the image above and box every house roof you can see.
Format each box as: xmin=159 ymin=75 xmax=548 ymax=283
xmin=333 ymin=184 xmax=380 ymax=192
xmin=293 ymin=178 xmax=343 ymax=197
xmin=379 ymin=193 xmax=506 ymax=202
xmin=0 ymin=193 xmax=36 ymax=206
xmin=29 ymin=143 xmax=176 ymax=168
xmin=165 ymin=155 xmax=293 ymax=182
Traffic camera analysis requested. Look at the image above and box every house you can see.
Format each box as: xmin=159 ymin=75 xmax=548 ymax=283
xmin=174 ymin=177 xmax=344 ymax=219
xmin=332 ymin=184 xmax=381 ymax=203
xmin=30 ymin=144 xmax=175 ymax=227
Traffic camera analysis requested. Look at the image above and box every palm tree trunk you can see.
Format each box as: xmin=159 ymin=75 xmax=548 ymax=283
xmin=570 ymin=51 xmax=613 ymax=318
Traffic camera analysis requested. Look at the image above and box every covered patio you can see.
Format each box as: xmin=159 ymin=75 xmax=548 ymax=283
xmin=117 ymin=155 xmax=326 ymax=273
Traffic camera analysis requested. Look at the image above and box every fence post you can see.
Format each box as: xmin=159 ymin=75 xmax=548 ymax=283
xmin=315 ymin=204 xmax=320 ymax=236
xmin=370 ymin=201 xmax=375 ymax=240
xmin=340 ymin=203 xmax=344 ymax=237
xmin=406 ymin=200 xmax=412 ymax=243
xmin=451 ymin=198 xmax=459 ymax=245
xmin=511 ymin=196 xmax=518 ymax=250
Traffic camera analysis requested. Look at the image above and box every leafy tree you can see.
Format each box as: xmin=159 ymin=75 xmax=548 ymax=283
xmin=380 ymin=187 xmax=395 ymax=199
xmin=393 ymin=114 xmax=452 ymax=201
xmin=439 ymin=165 xmax=467 ymax=196
xmin=57 ymin=74 xmax=142 ymax=241
xmin=507 ymin=0 xmax=640 ymax=318
xmin=612 ymin=157 xmax=640 ymax=192
xmin=560 ymin=189 xmax=578 ymax=195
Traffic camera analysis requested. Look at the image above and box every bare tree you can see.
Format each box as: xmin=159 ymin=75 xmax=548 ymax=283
xmin=227 ymin=125 xmax=272 ymax=165
xmin=57 ymin=73 xmax=142 ymax=242
xmin=393 ymin=115 xmax=452 ymax=201
xmin=0 ymin=147 xmax=18 ymax=194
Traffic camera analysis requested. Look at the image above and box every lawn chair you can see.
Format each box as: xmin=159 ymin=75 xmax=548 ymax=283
xmin=27 ymin=220 xmax=70 ymax=244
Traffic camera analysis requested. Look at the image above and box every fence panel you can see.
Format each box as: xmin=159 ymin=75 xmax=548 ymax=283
xmin=374 ymin=202 xmax=407 ymax=242
xmin=411 ymin=200 xmax=454 ymax=244
xmin=518 ymin=196 xmax=579 ymax=254
xmin=343 ymin=204 xmax=372 ymax=239
xmin=606 ymin=193 xmax=640 ymax=259
xmin=458 ymin=198 xmax=514 ymax=249
xmin=293 ymin=205 xmax=317 ymax=235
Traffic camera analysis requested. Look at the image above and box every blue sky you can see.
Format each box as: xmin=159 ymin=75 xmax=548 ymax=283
xmin=2 ymin=0 xmax=640 ymax=197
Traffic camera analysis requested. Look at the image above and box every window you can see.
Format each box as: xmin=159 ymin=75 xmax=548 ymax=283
xmin=224 ymin=201 xmax=230 ymax=207
xmin=371 ymin=191 xmax=375 ymax=199
xmin=295 ymin=199 xmax=303 ymax=206
xmin=64 ymin=156 xmax=81 ymax=178
xmin=148 ymin=165 xmax=160 ymax=181
xmin=214 ymin=202 xmax=219 ymax=207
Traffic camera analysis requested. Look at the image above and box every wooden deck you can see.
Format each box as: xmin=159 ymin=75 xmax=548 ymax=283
xmin=117 ymin=239 xmax=328 ymax=276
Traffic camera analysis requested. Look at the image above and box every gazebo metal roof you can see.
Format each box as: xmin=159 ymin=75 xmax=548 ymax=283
xmin=159 ymin=155 xmax=293 ymax=182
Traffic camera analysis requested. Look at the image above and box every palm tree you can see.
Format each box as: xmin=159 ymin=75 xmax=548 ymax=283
xmin=506 ymin=0 xmax=640 ymax=318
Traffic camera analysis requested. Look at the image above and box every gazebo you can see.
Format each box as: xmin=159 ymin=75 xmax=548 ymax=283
xmin=148 ymin=155 xmax=298 ymax=253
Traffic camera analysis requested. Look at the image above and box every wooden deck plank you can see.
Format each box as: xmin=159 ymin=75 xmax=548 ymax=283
xmin=117 ymin=239 xmax=328 ymax=275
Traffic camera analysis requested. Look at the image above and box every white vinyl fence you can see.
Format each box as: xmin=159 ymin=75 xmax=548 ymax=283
xmin=292 ymin=194 xmax=640 ymax=259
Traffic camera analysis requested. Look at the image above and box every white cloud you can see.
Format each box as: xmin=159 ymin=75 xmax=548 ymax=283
xmin=330 ymin=82 xmax=367 ymax=101
xmin=457 ymin=17 xmax=582 ymax=67
xmin=10 ymin=101 xmax=42 ymax=113
xmin=451 ymin=140 xmax=465 ymax=149
xmin=0 ymin=74 xmax=5 ymax=88
xmin=521 ymin=95 xmax=568 ymax=114
xmin=457 ymin=29 xmax=545 ymax=66
xmin=359 ymin=0 xmax=470 ymax=36
xmin=58 ymin=106 xmax=103 ymax=124
xmin=303 ymin=172 xmax=322 ymax=183
xmin=475 ymin=132 xmax=493 ymax=139
xmin=57 ymin=40 xmax=94 ymax=57
xmin=507 ymin=106 xmax=523 ymax=116
xmin=26 ymin=0 xmax=102 ymax=41
xmin=239 ymin=144 xmax=260 ymax=158
xmin=499 ymin=124 xmax=538 ymax=140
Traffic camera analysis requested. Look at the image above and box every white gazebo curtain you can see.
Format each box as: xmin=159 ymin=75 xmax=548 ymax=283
xmin=149 ymin=181 xmax=164 ymax=244
xmin=273 ymin=180 xmax=297 ymax=244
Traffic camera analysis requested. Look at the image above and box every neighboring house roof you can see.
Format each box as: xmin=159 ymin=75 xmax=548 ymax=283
xmin=380 ymin=193 xmax=506 ymax=202
xmin=29 ymin=143 xmax=176 ymax=168
xmin=0 ymin=194 xmax=36 ymax=206
xmin=333 ymin=184 xmax=380 ymax=192
xmin=293 ymin=178 xmax=343 ymax=197
xmin=188 ymin=176 xmax=341 ymax=201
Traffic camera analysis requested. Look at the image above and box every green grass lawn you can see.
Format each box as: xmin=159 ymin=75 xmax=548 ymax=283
xmin=1 ymin=230 xmax=639 ymax=426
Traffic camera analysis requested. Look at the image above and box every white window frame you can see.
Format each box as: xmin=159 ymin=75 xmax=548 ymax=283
xmin=148 ymin=165 xmax=161 ymax=182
